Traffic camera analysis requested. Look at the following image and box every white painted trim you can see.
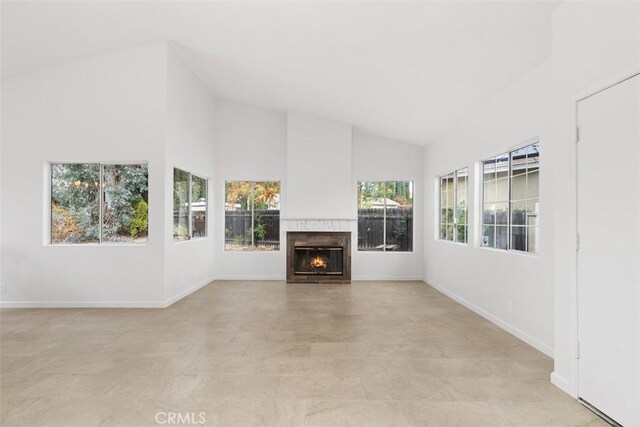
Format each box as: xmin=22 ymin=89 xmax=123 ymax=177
xmin=551 ymin=372 xmax=577 ymax=398
xmin=425 ymin=279 xmax=554 ymax=358
xmin=0 ymin=276 xmax=216 ymax=309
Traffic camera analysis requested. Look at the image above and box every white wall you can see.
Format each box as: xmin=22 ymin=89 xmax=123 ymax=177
xmin=424 ymin=62 xmax=554 ymax=356
xmin=549 ymin=1 xmax=640 ymax=396
xmin=422 ymin=1 xmax=640 ymax=397
xmin=1 ymin=42 xmax=219 ymax=306
xmin=353 ymin=131 xmax=424 ymax=280
xmin=213 ymin=99 xmax=288 ymax=280
xmin=164 ymin=45 xmax=216 ymax=301
xmin=1 ymin=43 xmax=168 ymax=305
xmin=286 ymin=111 xmax=353 ymax=219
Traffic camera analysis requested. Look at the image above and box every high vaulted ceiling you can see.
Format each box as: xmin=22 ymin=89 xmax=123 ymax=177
xmin=1 ymin=1 xmax=558 ymax=145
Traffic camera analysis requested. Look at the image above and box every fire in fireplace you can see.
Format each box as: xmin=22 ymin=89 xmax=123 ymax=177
xmin=286 ymin=232 xmax=351 ymax=283
xmin=294 ymin=246 xmax=343 ymax=275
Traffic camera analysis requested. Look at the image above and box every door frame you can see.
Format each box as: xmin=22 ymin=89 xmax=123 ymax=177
xmin=567 ymin=61 xmax=640 ymax=402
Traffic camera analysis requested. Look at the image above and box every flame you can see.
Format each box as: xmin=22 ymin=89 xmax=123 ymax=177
xmin=309 ymin=255 xmax=328 ymax=269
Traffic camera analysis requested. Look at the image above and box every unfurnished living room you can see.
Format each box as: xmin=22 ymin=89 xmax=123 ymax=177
xmin=1 ymin=1 xmax=639 ymax=426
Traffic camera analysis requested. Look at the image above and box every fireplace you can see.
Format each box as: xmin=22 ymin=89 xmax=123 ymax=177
xmin=287 ymin=232 xmax=351 ymax=283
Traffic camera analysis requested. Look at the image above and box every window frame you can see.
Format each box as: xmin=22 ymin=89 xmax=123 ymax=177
xmin=173 ymin=167 xmax=209 ymax=242
xmin=357 ymin=180 xmax=414 ymax=253
xmin=479 ymin=140 xmax=540 ymax=254
xmin=437 ymin=167 xmax=469 ymax=245
xmin=48 ymin=161 xmax=149 ymax=246
xmin=224 ymin=180 xmax=281 ymax=252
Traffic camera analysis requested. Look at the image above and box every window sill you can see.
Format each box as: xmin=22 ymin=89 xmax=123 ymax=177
xmin=356 ymin=250 xmax=414 ymax=254
xmin=477 ymin=245 xmax=539 ymax=258
xmin=46 ymin=243 xmax=149 ymax=247
xmin=435 ymin=239 xmax=469 ymax=247
xmin=174 ymin=237 xmax=208 ymax=244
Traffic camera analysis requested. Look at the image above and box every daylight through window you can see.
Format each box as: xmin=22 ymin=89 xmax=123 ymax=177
xmin=357 ymin=181 xmax=413 ymax=251
xmin=51 ymin=163 xmax=148 ymax=244
xmin=439 ymin=168 xmax=468 ymax=243
xmin=173 ymin=168 xmax=208 ymax=241
xmin=225 ymin=181 xmax=280 ymax=251
xmin=482 ymin=142 xmax=539 ymax=253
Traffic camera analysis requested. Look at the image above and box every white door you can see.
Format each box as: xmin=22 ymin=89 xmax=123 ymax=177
xmin=577 ymin=74 xmax=640 ymax=427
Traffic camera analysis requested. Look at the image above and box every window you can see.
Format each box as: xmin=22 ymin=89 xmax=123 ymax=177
xmin=51 ymin=163 xmax=148 ymax=244
xmin=482 ymin=142 xmax=539 ymax=253
xmin=225 ymin=181 xmax=280 ymax=251
xmin=173 ymin=168 xmax=208 ymax=241
xmin=439 ymin=168 xmax=468 ymax=243
xmin=357 ymin=181 xmax=413 ymax=251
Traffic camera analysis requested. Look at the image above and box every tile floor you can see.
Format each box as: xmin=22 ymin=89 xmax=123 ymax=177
xmin=1 ymin=281 xmax=605 ymax=426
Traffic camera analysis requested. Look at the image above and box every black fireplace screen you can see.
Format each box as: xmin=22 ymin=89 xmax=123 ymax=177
xmin=294 ymin=246 xmax=344 ymax=275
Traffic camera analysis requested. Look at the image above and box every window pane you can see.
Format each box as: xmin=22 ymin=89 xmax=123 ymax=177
xmin=482 ymin=225 xmax=495 ymax=247
xmin=511 ymin=226 xmax=527 ymax=251
xmin=495 ymin=202 xmax=509 ymax=225
xmin=440 ymin=225 xmax=447 ymax=240
xmin=385 ymin=181 xmax=413 ymax=251
xmin=511 ymin=200 xmax=528 ymax=226
xmin=511 ymin=173 xmax=527 ymax=201
xmin=496 ymin=178 xmax=509 ymax=202
xmin=527 ymin=170 xmax=539 ymax=199
xmin=496 ymin=225 xmax=509 ymax=250
xmin=511 ymin=147 xmax=528 ymax=177
xmin=457 ymin=225 xmax=468 ymax=244
xmin=173 ymin=169 xmax=190 ymax=241
xmin=483 ymin=157 xmax=496 ymax=182
xmin=496 ymin=153 xmax=509 ymax=180
xmin=253 ymin=181 xmax=280 ymax=251
xmin=483 ymin=180 xmax=496 ymax=204
xmin=225 ymin=181 xmax=252 ymax=250
xmin=483 ymin=203 xmax=496 ymax=226
xmin=103 ymin=164 xmax=149 ymax=243
xmin=455 ymin=168 xmax=468 ymax=230
xmin=51 ymin=163 xmax=100 ymax=244
xmin=191 ymin=175 xmax=207 ymax=239
xmin=358 ymin=182 xmax=385 ymax=251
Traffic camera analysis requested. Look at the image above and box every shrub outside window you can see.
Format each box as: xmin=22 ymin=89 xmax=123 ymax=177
xmin=357 ymin=181 xmax=413 ymax=251
xmin=482 ymin=142 xmax=539 ymax=253
xmin=51 ymin=163 xmax=148 ymax=244
xmin=173 ymin=168 xmax=208 ymax=241
xmin=225 ymin=181 xmax=280 ymax=251
xmin=439 ymin=168 xmax=468 ymax=243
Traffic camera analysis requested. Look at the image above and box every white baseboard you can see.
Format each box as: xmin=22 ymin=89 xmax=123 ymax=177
xmin=551 ymin=372 xmax=576 ymax=398
xmin=425 ymin=279 xmax=554 ymax=358
xmin=0 ymin=276 xmax=216 ymax=309
xmin=214 ymin=275 xmax=285 ymax=281
xmin=163 ymin=276 xmax=216 ymax=307
xmin=0 ymin=300 xmax=166 ymax=308
xmin=353 ymin=276 xmax=424 ymax=281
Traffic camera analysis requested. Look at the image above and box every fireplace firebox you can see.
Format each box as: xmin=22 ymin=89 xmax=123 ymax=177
xmin=294 ymin=246 xmax=344 ymax=276
xmin=287 ymin=232 xmax=351 ymax=284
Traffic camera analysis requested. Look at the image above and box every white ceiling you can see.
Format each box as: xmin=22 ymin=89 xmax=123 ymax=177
xmin=1 ymin=1 xmax=558 ymax=145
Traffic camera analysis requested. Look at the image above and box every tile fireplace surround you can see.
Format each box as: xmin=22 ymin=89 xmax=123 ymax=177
xmin=286 ymin=231 xmax=351 ymax=284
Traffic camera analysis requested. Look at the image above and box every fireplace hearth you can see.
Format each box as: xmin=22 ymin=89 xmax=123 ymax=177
xmin=287 ymin=232 xmax=351 ymax=283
